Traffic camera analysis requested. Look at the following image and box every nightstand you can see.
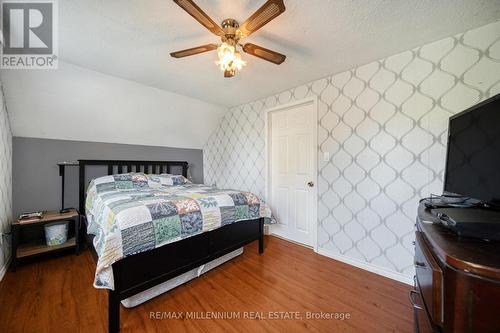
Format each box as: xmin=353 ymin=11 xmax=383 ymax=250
xmin=10 ymin=209 xmax=80 ymax=271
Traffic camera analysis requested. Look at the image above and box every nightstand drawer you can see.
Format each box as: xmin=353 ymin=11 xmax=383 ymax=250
xmin=415 ymin=231 xmax=443 ymax=325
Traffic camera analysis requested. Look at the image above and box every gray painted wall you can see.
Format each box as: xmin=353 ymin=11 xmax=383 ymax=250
xmin=12 ymin=137 xmax=203 ymax=217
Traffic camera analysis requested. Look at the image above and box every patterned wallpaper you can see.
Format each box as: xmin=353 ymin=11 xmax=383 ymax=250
xmin=204 ymin=21 xmax=500 ymax=279
xmin=0 ymin=80 xmax=12 ymax=277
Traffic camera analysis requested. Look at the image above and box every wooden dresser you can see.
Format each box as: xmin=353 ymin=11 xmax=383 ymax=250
xmin=412 ymin=204 xmax=500 ymax=333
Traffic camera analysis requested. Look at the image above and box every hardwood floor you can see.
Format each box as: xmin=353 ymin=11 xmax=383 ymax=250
xmin=0 ymin=236 xmax=413 ymax=332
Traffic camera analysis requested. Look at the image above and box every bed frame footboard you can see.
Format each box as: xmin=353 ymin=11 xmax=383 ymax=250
xmin=79 ymin=159 xmax=266 ymax=333
xmin=104 ymin=217 xmax=265 ymax=333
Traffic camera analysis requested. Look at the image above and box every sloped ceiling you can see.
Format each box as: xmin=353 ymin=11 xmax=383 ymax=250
xmin=2 ymin=62 xmax=226 ymax=149
xmin=2 ymin=0 xmax=500 ymax=149
xmin=57 ymin=0 xmax=500 ymax=107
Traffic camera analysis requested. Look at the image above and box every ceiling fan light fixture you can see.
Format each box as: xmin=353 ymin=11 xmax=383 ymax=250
xmin=224 ymin=69 xmax=235 ymax=77
xmin=171 ymin=0 xmax=286 ymax=77
xmin=233 ymin=51 xmax=246 ymax=70
xmin=215 ymin=42 xmax=246 ymax=77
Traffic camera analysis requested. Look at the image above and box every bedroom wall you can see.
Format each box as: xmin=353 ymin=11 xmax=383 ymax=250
xmin=12 ymin=137 xmax=203 ymax=217
xmin=204 ymin=21 xmax=500 ymax=283
xmin=0 ymin=81 xmax=13 ymax=280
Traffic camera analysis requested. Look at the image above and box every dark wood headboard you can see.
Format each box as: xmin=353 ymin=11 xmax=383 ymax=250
xmin=78 ymin=159 xmax=189 ymax=213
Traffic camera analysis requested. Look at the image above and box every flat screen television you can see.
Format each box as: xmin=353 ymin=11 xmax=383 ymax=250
xmin=444 ymin=93 xmax=500 ymax=205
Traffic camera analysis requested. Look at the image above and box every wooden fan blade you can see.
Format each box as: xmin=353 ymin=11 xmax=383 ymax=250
xmin=239 ymin=0 xmax=285 ymax=37
xmin=170 ymin=44 xmax=218 ymax=58
xmin=173 ymin=0 xmax=223 ymax=36
xmin=243 ymin=43 xmax=286 ymax=65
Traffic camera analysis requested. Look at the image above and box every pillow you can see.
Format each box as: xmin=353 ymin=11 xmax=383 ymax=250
xmin=147 ymin=174 xmax=191 ymax=187
xmin=92 ymin=172 xmax=149 ymax=193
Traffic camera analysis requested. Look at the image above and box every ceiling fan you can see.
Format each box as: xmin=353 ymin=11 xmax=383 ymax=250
xmin=170 ymin=0 xmax=286 ymax=77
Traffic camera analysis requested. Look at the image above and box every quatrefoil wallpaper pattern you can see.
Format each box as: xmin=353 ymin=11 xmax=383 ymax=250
xmin=205 ymin=21 xmax=500 ymax=279
xmin=0 ymin=83 xmax=12 ymax=273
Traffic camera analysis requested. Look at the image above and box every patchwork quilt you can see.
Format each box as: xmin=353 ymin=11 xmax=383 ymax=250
xmin=85 ymin=173 xmax=272 ymax=289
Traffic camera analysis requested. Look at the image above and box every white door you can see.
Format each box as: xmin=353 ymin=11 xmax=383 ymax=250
xmin=268 ymin=99 xmax=317 ymax=247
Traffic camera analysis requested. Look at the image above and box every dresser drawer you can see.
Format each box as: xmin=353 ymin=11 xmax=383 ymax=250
xmin=415 ymin=231 xmax=443 ymax=325
xmin=410 ymin=287 xmax=436 ymax=333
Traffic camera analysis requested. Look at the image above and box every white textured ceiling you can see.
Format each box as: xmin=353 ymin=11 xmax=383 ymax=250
xmin=59 ymin=0 xmax=500 ymax=107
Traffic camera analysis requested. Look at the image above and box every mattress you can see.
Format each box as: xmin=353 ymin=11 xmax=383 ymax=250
xmin=121 ymin=247 xmax=243 ymax=308
xmin=85 ymin=173 xmax=272 ymax=289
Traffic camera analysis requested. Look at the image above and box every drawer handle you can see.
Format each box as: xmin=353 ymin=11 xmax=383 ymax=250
xmin=414 ymin=261 xmax=426 ymax=268
xmin=409 ymin=289 xmax=423 ymax=310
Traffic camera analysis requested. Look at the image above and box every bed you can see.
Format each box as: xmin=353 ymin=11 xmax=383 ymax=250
xmin=78 ymin=160 xmax=270 ymax=333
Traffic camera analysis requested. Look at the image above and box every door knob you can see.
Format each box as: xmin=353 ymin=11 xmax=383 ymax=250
xmin=307 ymin=181 xmax=314 ymax=187
xmin=414 ymin=261 xmax=426 ymax=268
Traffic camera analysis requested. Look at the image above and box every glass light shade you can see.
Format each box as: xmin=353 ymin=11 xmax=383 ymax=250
xmin=232 ymin=51 xmax=246 ymax=71
xmin=215 ymin=42 xmax=246 ymax=76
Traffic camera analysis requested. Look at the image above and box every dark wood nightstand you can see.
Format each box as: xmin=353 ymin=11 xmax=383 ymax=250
xmin=10 ymin=209 xmax=80 ymax=271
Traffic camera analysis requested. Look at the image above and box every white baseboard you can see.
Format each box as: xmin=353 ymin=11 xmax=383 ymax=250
xmin=270 ymin=232 xmax=314 ymax=249
xmin=0 ymin=262 xmax=7 ymax=282
xmin=317 ymin=248 xmax=413 ymax=285
xmin=0 ymin=248 xmax=12 ymax=281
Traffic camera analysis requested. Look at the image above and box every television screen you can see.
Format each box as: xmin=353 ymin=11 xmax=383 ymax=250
xmin=444 ymin=94 xmax=500 ymax=204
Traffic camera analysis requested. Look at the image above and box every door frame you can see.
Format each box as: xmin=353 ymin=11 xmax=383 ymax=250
xmin=264 ymin=96 xmax=318 ymax=252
